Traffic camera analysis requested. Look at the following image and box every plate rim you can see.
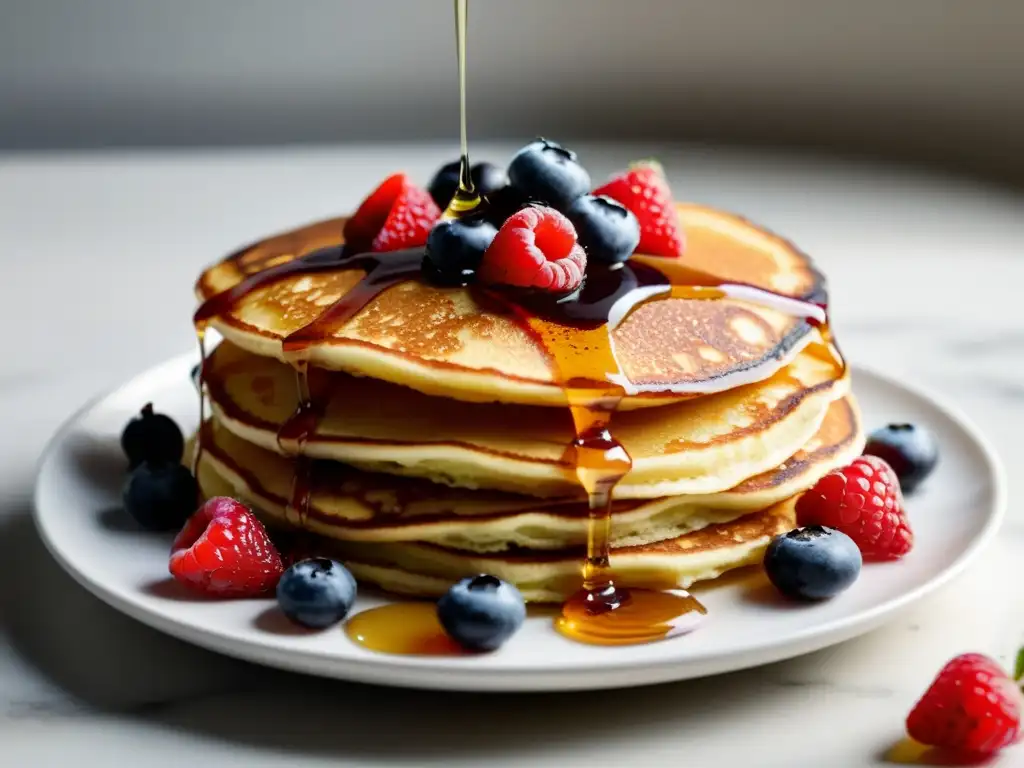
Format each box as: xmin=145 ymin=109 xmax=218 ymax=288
xmin=31 ymin=352 xmax=1007 ymax=691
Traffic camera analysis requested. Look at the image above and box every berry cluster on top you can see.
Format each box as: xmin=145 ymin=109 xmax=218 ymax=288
xmin=340 ymin=139 xmax=687 ymax=295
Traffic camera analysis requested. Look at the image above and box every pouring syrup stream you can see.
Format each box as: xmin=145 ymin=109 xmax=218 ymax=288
xmin=442 ymin=0 xmax=480 ymax=219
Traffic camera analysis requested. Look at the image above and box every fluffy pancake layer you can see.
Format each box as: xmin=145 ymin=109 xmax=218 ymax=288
xmin=195 ymin=204 xmax=825 ymax=408
xmin=196 ymin=395 xmax=861 ymax=552
xmin=205 ymin=340 xmax=848 ymax=498
xmin=197 ymin=453 xmax=796 ymax=603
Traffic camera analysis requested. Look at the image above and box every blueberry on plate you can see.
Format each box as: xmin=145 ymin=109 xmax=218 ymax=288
xmin=764 ymin=526 xmax=862 ymax=600
xmin=566 ymin=194 xmax=641 ymax=264
xmin=507 ymin=139 xmax=591 ymax=210
xmin=277 ymin=558 xmax=357 ymax=629
xmin=428 ymin=161 xmax=511 ymax=209
xmin=437 ymin=574 xmax=526 ymax=651
xmin=423 ymin=215 xmax=498 ymax=284
xmin=122 ymin=461 xmax=198 ymax=531
xmin=121 ymin=403 xmax=185 ymax=469
xmin=864 ymin=423 xmax=938 ymax=493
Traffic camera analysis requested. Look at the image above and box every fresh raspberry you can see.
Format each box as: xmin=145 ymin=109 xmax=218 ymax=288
xmin=907 ymin=653 xmax=1023 ymax=755
xmin=593 ymin=160 xmax=684 ymax=258
xmin=795 ymin=455 xmax=913 ymax=561
xmin=477 ymin=206 xmax=586 ymax=293
xmin=342 ymin=173 xmax=441 ymax=253
xmin=169 ymin=496 xmax=283 ymax=597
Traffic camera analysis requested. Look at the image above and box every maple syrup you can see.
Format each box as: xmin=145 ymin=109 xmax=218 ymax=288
xmin=191 ymin=0 xmax=846 ymax=654
xmin=192 ymin=246 xmax=423 ymax=526
xmin=190 ymin=323 xmax=209 ymax=485
xmin=442 ymin=0 xmax=480 ymax=220
xmin=345 ymin=602 xmax=467 ymax=655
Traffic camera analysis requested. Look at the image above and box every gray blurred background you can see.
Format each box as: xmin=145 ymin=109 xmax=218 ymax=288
xmin=2 ymin=0 xmax=1023 ymax=183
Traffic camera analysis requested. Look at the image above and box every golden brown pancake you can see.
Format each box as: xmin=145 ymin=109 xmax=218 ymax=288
xmin=203 ymin=340 xmax=848 ymax=497
xmin=195 ymin=204 xmax=827 ymax=408
xmin=197 ymin=456 xmax=796 ymax=603
xmin=195 ymin=395 xmax=862 ymax=552
xmin=334 ymin=500 xmax=796 ymax=604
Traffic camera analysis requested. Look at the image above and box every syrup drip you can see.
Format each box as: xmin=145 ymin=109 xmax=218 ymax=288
xmin=192 ymin=245 xmax=423 ymax=524
xmin=442 ymin=0 xmax=480 ymax=219
xmin=191 ymin=324 xmax=209 ymax=484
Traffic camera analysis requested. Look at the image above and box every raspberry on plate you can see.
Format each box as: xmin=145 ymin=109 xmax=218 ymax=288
xmin=478 ymin=205 xmax=587 ymax=293
xmin=342 ymin=173 xmax=441 ymax=253
xmin=593 ymin=160 xmax=685 ymax=258
xmin=907 ymin=653 xmax=1023 ymax=756
xmin=795 ymin=455 xmax=913 ymax=561
xmin=169 ymin=496 xmax=283 ymax=597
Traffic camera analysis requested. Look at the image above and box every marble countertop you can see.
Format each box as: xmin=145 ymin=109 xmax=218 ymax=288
xmin=2 ymin=142 xmax=1022 ymax=766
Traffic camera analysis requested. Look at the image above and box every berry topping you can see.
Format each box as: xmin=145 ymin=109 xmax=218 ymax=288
xmin=472 ymin=162 xmax=511 ymax=199
xmin=427 ymin=160 xmax=510 ymax=209
xmin=477 ymin=206 xmax=586 ymax=293
xmin=122 ymin=461 xmax=197 ymax=531
xmin=593 ymin=160 xmax=685 ymax=258
xmin=482 ymin=183 xmax=530 ymax=228
xmin=566 ymin=194 xmax=641 ymax=265
xmin=763 ymin=525 xmax=862 ymax=600
xmin=343 ymin=173 xmax=441 ymax=253
xmin=907 ymin=653 xmax=1023 ymax=756
xmin=276 ymin=558 xmax=358 ymax=629
xmin=507 ymin=138 xmax=591 ymax=210
xmin=423 ymin=215 xmax=498 ymax=285
xmin=436 ymin=574 xmax=526 ymax=651
xmin=169 ymin=496 xmax=283 ymax=597
xmin=121 ymin=403 xmax=184 ymax=469
xmin=427 ymin=160 xmax=461 ymax=209
xmin=796 ymin=455 xmax=913 ymax=561
xmin=864 ymin=423 xmax=938 ymax=494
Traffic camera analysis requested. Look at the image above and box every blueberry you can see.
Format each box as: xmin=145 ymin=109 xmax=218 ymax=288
xmin=566 ymin=194 xmax=640 ymax=264
xmin=482 ymin=184 xmax=530 ymax=228
xmin=471 ymin=162 xmax=510 ymax=198
xmin=121 ymin=403 xmax=184 ymax=469
xmin=122 ymin=461 xmax=198 ymax=531
xmin=424 ymin=215 xmax=497 ymax=284
xmin=764 ymin=526 xmax=862 ymax=600
xmin=507 ymin=138 xmax=591 ymax=210
xmin=428 ymin=161 xmax=510 ymax=209
xmin=276 ymin=558 xmax=357 ymax=629
xmin=427 ymin=160 xmax=461 ymax=209
xmin=436 ymin=574 xmax=526 ymax=651
xmin=864 ymin=423 xmax=938 ymax=493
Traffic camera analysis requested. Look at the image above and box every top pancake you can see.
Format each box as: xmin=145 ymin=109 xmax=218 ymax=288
xmin=196 ymin=204 xmax=826 ymax=408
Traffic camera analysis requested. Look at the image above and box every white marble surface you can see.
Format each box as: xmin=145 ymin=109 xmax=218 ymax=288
xmin=1 ymin=142 xmax=1022 ymax=766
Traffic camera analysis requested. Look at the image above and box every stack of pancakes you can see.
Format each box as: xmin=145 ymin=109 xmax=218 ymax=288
xmin=193 ymin=203 xmax=860 ymax=602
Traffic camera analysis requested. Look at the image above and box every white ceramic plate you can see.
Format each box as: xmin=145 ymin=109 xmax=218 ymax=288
xmin=33 ymin=353 xmax=1004 ymax=691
